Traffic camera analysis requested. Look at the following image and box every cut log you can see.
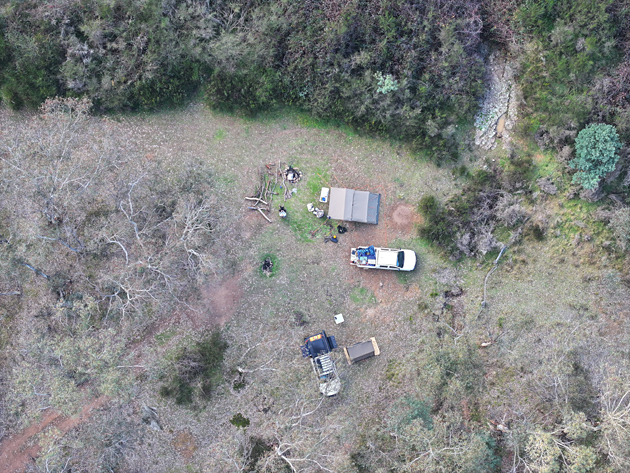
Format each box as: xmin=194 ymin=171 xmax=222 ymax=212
xmin=258 ymin=208 xmax=272 ymax=223
xmin=245 ymin=197 xmax=268 ymax=205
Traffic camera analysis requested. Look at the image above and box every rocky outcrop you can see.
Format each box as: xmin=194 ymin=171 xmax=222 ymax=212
xmin=475 ymin=52 xmax=519 ymax=150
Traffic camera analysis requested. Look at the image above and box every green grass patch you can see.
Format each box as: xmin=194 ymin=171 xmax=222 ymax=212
xmin=155 ymin=327 xmax=177 ymax=346
xmin=282 ymin=165 xmax=336 ymax=242
xmin=229 ymin=413 xmax=250 ymax=429
xmin=259 ymin=253 xmax=280 ymax=278
xmin=306 ymin=167 xmax=331 ymax=194
xmin=237 ymin=106 xmax=358 ymax=137
xmin=282 ymin=209 xmax=331 ymax=242
xmin=493 ymin=225 xmax=512 ymax=244
xmin=533 ymin=151 xmax=560 ymax=180
xmin=350 ymin=286 xmax=377 ymax=305
xmin=213 ymin=128 xmax=226 ymax=141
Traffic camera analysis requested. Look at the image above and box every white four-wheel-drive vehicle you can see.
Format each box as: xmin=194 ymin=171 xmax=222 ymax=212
xmin=350 ymin=245 xmax=417 ymax=271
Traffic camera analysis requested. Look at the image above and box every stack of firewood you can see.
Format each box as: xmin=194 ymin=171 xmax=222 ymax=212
xmin=245 ymin=162 xmax=280 ymax=222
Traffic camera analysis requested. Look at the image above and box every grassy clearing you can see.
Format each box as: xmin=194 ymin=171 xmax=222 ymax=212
xmin=281 ymin=166 xmax=339 ymax=242
xmin=155 ymin=328 xmax=177 ymax=346
xmin=5 ymin=104 xmax=628 ymax=471
xmin=350 ymin=286 xmax=377 ymax=305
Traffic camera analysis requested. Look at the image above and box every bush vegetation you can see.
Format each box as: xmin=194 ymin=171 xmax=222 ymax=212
xmin=2 ymin=0 xmax=630 ymax=167
xmin=0 ymin=0 xmax=486 ymax=159
xmin=3 ymin=3 xmax=630 ymax=472
xmin=159 ymin=331 xmax=228 ymax=406
xmin=418 ymin=165 xmax=529 ymax=257
xmin=570 ymin=123 xmax=622 ymax=189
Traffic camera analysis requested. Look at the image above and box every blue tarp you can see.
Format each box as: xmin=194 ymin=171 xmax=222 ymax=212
xmin=356 ymin=246 xmax=375 ymax=258
xmin=356 ymin=246 xmax=376 ymax=266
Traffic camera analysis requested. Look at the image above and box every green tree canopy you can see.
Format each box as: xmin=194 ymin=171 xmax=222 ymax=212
xmin=570 ymin=123 xmax=622 ymax=190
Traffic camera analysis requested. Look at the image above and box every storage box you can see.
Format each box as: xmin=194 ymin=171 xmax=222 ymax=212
xmin=344 ymin=338 xmax=380 ymax=364
xmin=319 ymin=187 xmax=330 ymax=203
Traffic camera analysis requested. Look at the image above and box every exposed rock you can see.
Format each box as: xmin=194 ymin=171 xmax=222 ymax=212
xmin=609 ymin=194 xmax=626 ymax=206
xmin=594 ymin=209 xmax=615 ymax=222
xmin=605 ymin=161 xmax=624 ymax=183
xmin=580 ymin=184 xmax=605 ymax=202
xmin=141 ymin=404 xmax=162 ymax=431
xmin=475 ymin=52 xmax=519 ymax=150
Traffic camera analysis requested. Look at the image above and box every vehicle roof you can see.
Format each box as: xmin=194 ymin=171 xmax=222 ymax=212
xmin=378 ymin=249 xmax=399 ymax=266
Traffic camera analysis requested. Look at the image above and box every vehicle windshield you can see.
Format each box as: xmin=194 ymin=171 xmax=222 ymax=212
xmin=397 ymin=251 xmax=404 ymax=268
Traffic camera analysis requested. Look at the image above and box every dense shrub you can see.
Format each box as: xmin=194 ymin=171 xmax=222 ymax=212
xmin=418 ymin=167 xmax=529 ymax=256
xmin=0 ymin=4 xmax=65 ymax=108
xmin=0 ymin=0 xmax=485 ymax=155
xmin=159 ymin=332 xmax=228 ymax=406
xmin=517 ymin=0 xmax=628 ymax=141
xmin=0 ymin=0 xmax=212 ymax=110
xmin=570 ymin=123 xmax=622 ymax=189
xmin=2 ymin=0 xmax=630 ymax=162
xmin=418 ymin=195 xmax=457 ymax=251
xmin=264 ymin=0 xmax=485 ymax=156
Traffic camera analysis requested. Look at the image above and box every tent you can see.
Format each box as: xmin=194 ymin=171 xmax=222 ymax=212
xmin=327 ymin=187 xmax=380 ymax=224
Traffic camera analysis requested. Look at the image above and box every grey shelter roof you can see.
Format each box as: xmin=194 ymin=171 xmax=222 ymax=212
xmin=327 ymin=187 xmax=380 ymax=224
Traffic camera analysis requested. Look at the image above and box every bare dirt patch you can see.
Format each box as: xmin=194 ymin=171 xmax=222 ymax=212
xmin=192 ymin=274 xmax=244 ymax=328
xmin=0 ymin=396 xmax=109 ymax=473
xmin=172 ymin=430 xmax=197 ymax=460
xmin=391 ymin=203 xmax=421 ymax=234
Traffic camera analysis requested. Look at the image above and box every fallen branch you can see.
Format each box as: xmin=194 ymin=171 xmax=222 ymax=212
xmin=481 ymin=245 xmax=507 ymax=308
xmin=245 ymin=197 xmax=268 ymax=205
xmin=0 ymin=291 xmax=20 ymax=296
xmin=282 ymin=162 xmax=288 ymax=201
xmin=22 ymin=263 xmax=50 ymax=280
xmin=258 ymin=208 xmax=272 ymax=223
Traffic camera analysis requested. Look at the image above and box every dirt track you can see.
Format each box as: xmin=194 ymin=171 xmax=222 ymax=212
xmin=0 ymin=396 xmax=108 ymax=473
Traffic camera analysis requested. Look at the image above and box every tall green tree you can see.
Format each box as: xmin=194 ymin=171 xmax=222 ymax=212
xmin=570 ymin=123 xmax=622 ymax=190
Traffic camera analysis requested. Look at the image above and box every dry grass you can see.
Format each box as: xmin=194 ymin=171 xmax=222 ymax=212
xmin=2 ymin=103 xmax=629 ymax=472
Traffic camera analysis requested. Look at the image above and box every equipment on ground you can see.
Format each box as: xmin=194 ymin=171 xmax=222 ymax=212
xmin=300 ymin=331 xmax=341 ymax=396
xmin=344 ymin=337 xmax=380 ymax=364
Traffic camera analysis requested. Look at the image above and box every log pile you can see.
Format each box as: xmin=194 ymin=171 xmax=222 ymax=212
xmin=245 ymin=162 xmax=281 ymax=222
xmin=245 ymin=162 xmax=306 ymax=220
